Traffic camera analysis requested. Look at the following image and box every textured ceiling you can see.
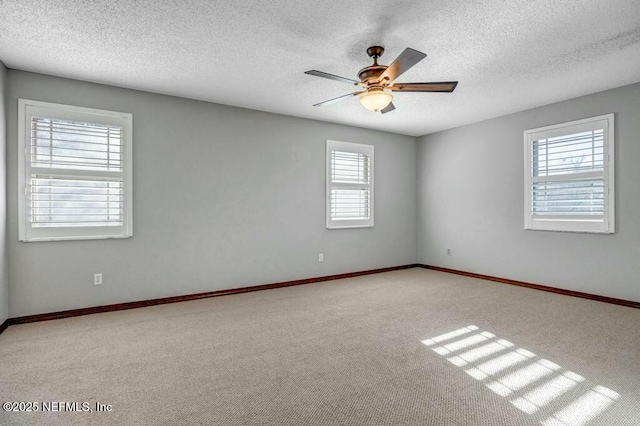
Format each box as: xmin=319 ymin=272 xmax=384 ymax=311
xmin=2 ymin=0 xmax=640 ymax=136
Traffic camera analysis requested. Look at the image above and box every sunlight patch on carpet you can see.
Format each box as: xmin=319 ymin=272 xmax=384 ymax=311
xmin=422 ymin=326 xmax=620 ymax=426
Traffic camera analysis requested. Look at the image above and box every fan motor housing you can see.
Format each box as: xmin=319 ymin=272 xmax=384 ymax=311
xmin=358 ymin=65 xmax=387 ymax=84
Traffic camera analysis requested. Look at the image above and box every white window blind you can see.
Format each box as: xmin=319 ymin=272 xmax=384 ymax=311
xmin=18 ymin=100 xmax=133 ymax=241
xmin=326 ymin=140 xmax=374 ymax=229
xmin=524 ymin=114 xmax=614 ymax=234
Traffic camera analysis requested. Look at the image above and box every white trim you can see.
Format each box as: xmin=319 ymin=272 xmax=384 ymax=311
xmin=527 ymin=218 xmax=611 ymax=234
xmin=18 ymin=99 xmax=133 ymax=242
xmin=17 ymin=100 xmax=27 ymax=241
xmin=326 ymin=140 xmax=374 ymax=229
xmin=523 ymin=113 xmax=614 ymax=234
xmin=22 ymin=235 xmax=132 ymax=243
xmin=526 ymin=117 xmax=609 ymax=142
xmin=19 ymin=99 xmax=132 ymax=122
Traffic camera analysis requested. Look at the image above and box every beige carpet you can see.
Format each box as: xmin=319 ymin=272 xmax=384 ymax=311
xmin=1 ymin=268 xmax=639 ymax=425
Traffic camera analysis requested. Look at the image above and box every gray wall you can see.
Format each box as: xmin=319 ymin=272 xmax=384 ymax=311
xmin=7 ymin=70 xmax=417 ymax=317
xmin=0 ymin=63 xmax=7 ymax=324
xmin=418 ymin=82 xmax=640 ymax=303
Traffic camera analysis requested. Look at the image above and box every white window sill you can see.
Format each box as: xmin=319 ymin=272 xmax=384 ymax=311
xmin=20 ymin=235 xmax=132 ymax=243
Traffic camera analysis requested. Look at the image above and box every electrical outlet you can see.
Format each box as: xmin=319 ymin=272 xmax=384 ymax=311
xmin=318 ymin=253 xmax=324 ymax=262
xmin=94 ymin=273 xmax=103 ymax=285
xmin=446 ymin=248 xmax=451 ymax=255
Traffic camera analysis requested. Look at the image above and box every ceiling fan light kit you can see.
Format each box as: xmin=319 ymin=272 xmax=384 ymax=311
xmin=359 ymin=88 xmax=393 ymax=112
xmin=305 ymin=45 xmax=458 ymax=114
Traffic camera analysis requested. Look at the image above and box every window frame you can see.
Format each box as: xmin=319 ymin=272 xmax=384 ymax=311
xmin=523 ymin=113 xmax=614 ymax=234
xmin=18 ymin=99 xmax=133 ymax=242
xmin=326 ymin=140 xmax=374 ymax=229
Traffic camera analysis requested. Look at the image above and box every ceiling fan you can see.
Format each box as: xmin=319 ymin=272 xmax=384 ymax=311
xmin=305 ymin=46 xmax=457 ymax=114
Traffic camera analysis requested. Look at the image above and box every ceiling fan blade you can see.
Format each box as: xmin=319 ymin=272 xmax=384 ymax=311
xmin=313 ymin=91 xmax=364 ymax=107
xmin=305 ymin=70 xmax=362 ymax=86
xmin=378 ymin=48 xmax=427 ymax=84
xmin=380 ymin=102 xmax=396 ymax=114
xmin=390 ymin=82 xmax=458 ymax=92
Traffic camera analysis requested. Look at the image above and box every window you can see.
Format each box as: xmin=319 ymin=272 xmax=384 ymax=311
xmin=18 ymin=99 xmax=133 ymax=241
xmin=524 ymin=114 xmax=614 ymax=233
xmin=326 ymin=140 xmax=374 ymax=229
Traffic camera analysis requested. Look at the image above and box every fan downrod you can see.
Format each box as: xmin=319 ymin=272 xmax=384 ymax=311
xmin=359 ymin=46 xmax=388 ymax=82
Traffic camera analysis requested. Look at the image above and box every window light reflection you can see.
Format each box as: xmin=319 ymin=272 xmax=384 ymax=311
xmin=421 ymin=326 xmax=620 ymax=426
